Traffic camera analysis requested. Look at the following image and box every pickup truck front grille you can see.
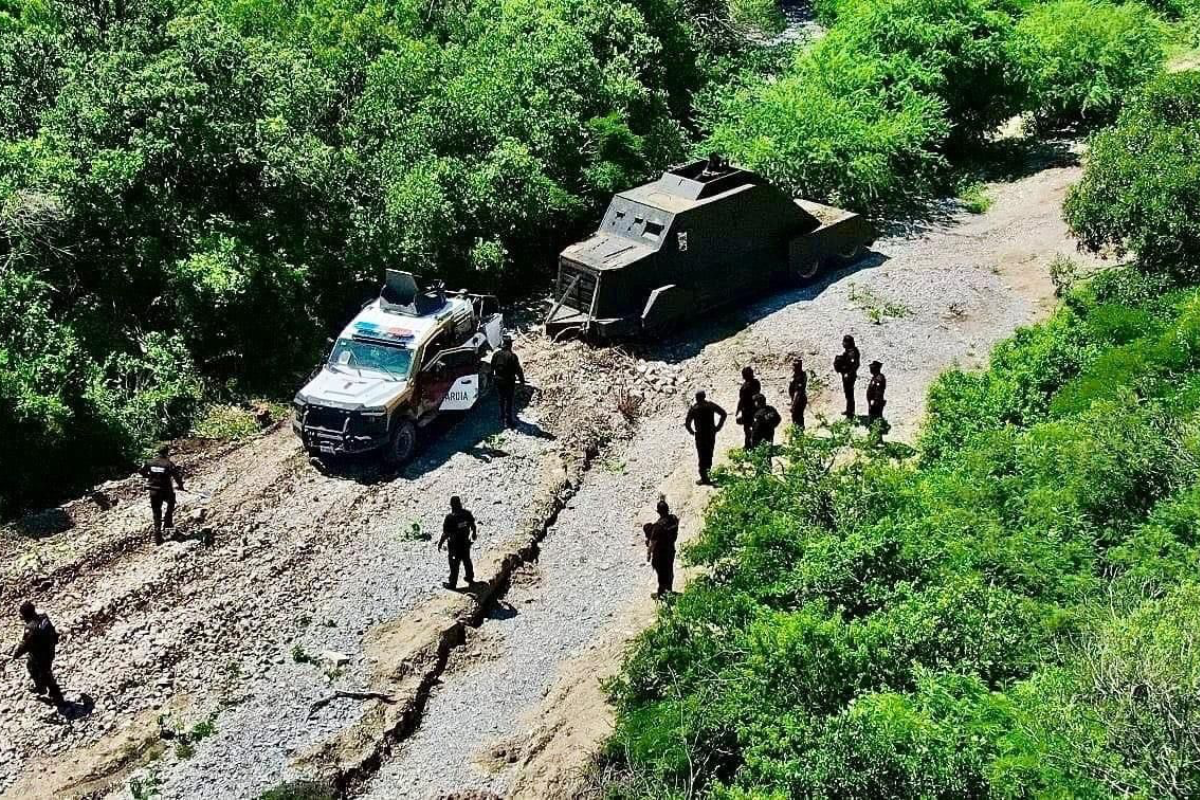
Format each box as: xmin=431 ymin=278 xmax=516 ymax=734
xmin=304 ymin=405 xmax=351 ymax=433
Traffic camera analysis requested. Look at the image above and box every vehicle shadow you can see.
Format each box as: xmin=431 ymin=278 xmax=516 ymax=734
xmin=313 ymin=391 xmax=555 ymax=485
xmin=641 ymin=250 xmax=891 ymax=365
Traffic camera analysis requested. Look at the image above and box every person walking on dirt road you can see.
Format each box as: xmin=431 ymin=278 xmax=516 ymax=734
xmin=867 ymin=360 xmax=887 ymax=429
xmin=438 ymin=496 xmax=478 ymax=589
xmin=834 ymin=335 xmax=861 ymax=420
xmin=10 ymin=601 xmax=64 ymax=707
xmin=736 ymin=367 xmax=761 ymax=449
xmin=491 ymin=336 xmax=525 ymax=429
xmin=645 ymin=498 xmax=679 ymax=599
xmin=788 ymin=359 xmax=808 ymax=430
xmin=685 ymin=391 xmax=727 ymax=486
xmin=139 ymin=445 xmax=184 ymax=545
xmin=750 ymin=394 xmax=782 ymax=449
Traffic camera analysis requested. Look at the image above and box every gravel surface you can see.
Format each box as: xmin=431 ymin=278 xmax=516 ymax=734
xmin=0 ymin=156 xmax=1094 ymax=799
xmin=356 ymin=160 xmax=1092 ymax=798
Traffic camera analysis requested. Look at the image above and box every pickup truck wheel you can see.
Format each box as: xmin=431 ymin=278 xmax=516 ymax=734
xmin=386 ymin=419 xmax=418 ymax=466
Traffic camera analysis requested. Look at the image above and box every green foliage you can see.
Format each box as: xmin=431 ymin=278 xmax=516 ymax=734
xmin=0 ymin=0 xmax=734 ymax=512
xmin=609 ymin=272 xmax=1200 ymax=797
xmin=727 ymin=0 xmax=786 ymax=34
xmin=1065 ymin=71 xmax=1200 ymax=278
xmin=958 ymin=181 xmax=993 ymax=213
xmin=1012 ymin=0 xmax=1165 ymax=131
xmin=257 ymin=781 xmax=337 ymax=800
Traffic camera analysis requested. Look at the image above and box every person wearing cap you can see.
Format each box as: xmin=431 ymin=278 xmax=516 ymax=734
xmin=645 ymin=498 xmax=680 ymax=598
xmin=491 ymin=336 xmax=525 ymax=429
xmin=438 ymin=495 xmax=478 ymax=589
xmin=833 ymin=335 xmax=861 ymax=420
xmin=750 ymin=393 xmax=782 ymax=448
xmin=685 ymin=390 xmax=728 ymax=485
xmin=788 ymin=359 xmax=808 ymax=430
xmin=11 ymin=601 xmax=63 ymax=706
xmin=735 ymin=366 xmax=761 ymax=449
xmin=139 ymin=444 xmax=184 ymax=545
xmin=867 ymin=360 xmax=887 ymax=426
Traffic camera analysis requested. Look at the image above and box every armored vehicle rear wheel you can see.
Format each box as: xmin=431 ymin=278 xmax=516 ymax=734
xmin=793 ymin=258 xmax=822 ymax=284
xmin=386 ymin=419 xmax=418 ymax=466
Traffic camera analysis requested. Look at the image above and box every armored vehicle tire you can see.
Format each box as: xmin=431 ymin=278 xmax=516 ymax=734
xmin=794 ymin=257 xmax=822 ymax=283
xmin=386 ymin=419 xmax=418 ymax=466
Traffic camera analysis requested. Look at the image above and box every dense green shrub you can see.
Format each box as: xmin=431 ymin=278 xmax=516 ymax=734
xmin=608 ymin=275 xmax=1200 ymax=797
xmin=1065 ymin=71 xmax=1200 ymax=278
xmin=1012 ymin=0 xmax=1165 ymax=131
xmin=0 ymin=0 xmax=735 ymax=511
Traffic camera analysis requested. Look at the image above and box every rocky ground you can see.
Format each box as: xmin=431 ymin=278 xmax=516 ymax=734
xmin=0 ymin=149 xmax=1100 ymax=800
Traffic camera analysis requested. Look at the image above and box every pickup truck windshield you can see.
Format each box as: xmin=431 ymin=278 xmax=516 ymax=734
xmin=328 ymin=338 xmax=413 ymax=380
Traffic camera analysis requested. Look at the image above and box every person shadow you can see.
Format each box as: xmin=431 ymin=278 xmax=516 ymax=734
xmin=53 ymin=692 xmax=95 ymax=721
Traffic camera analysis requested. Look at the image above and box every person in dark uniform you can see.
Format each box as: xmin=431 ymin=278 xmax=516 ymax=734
xmin=491 ymin=336 xmax=525 ymax=429
xmin=139 ymin=445 xmax=184 ymax=545
xmin=750 ymin=394 xmax=782 ymax=448
xmin=645 ymin=498 xmax=679 ymax=598
xmin=833 ymin=335 xmax=861 ymax=420
xmin=11 ymin=601 xmax=63 ymax=706
xmin=788 ymin=359 xmax=808 ymax=430
xmin=685 ymin=391 xmax=727 ymax=486
xmin=867 ymin=360 xmax=887 ymax=426
xmin=735 ymin=367 xmax=761 ymax=449
xmin=438 ymin=495 xmax=477 ymax=589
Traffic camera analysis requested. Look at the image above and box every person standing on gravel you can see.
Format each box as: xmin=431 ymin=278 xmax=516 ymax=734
xmin=750 ymin=394 xmax=782 ymax=449
xmin=788 ymin=359 xmax=808 ymax=430
xmin=645 ymin=499 xmax=679 ymax=599
xmin=685 ymin=391 xmax=727 ymax=486
xmin=438 ymin=496 xmax=478 ymax=589
xmin=834 ymin=335 xmax=861 ymax=420
xmin=735 ymin=367 xmax=761 ymax=449
xmin=491 ymin=336 xmax=525 ymax=429
xmin=867 ymin=360 xmax=887 ymax=428
xmin=10 ymin=601 xmax=64 ymax=707
xmin=139 ymin=445 xmax=184 ymax=546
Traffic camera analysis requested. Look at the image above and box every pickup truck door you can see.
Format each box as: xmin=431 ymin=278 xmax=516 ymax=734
xmin=417 ymin=346 xmax=482 ymax=415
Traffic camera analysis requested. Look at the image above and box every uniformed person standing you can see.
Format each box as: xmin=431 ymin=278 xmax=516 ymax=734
xmin=788 ymin=359 xmax=808 ymax=430
xmin=438 ymin=496 xmax=477 ymax=589
xmin=834 ymin=335 xmax=861 ymax=419
xmin=491 ymin=336 xmax=525 ymax=429
xmin=685 ymin=391 xmax=728 ymax=485
xmin=735 ymin=367 xmax=761 ymax=449
xmin=139 ymin=445 xmax=184 ymax=545
xmin=750 ymin=394 xmax=782 ymax=448
xmin=11 ymin=601 xmax=63 ymax=706
xmin=867 ymin=360 xmax=887 ymax=426
xmin=645 ymin=499 xmax=679 ymax=599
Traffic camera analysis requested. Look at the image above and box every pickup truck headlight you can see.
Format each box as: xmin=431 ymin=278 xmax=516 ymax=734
xmin=293 ymin=397 xmax=307 ymax=418
xmin=357 ymin=407 xmax=388 ymax=434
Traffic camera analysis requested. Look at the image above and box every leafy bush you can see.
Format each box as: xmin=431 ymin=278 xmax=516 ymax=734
xmin=1012 ymin=0 xmax=1165 ymax=131
xmin=608 ymin=274 xmax=1200 ymax=796
xmin=1065 ymin=71 xmax=1200 ymax=278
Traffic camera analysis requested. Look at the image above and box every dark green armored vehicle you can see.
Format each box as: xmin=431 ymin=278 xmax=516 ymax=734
xmin=545 ymin=156 xmax=876 ymax=340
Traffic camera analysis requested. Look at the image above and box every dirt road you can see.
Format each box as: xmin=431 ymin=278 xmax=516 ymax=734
xmin=0 ymin=151 xmax=1095 ymax=799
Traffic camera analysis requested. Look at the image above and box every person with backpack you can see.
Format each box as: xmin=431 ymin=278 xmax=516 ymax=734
xmin=11 ymin=601 xmax=63 ymax=706
xmin=750 ymin=393 xmax=782 ymax=448
xmin=833 ymin=335 xmax=861 ymax=420
xmin=645 ymin=498 xmax=680 ymax=599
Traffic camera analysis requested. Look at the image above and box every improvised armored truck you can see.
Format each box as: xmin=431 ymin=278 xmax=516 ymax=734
xmin=545 ymin=157 xmax=876 ymax=340
xmin=293 ymin=271 xmax=504 ymax=465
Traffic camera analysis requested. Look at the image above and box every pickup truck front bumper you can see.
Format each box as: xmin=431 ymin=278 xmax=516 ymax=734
xmin=294 ymin=405 xmax=389 ymax=456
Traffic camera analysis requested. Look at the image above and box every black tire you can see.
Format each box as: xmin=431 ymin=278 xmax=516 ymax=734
xmin=794 ymin=257 xmax=822 ymax=284
xmin=386 ymin=418 xmax=418 ymax=466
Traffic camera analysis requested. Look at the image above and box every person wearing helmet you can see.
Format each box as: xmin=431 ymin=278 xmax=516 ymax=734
xmin=833 ymin=335 xmax=861 ymax=419
xmin=491 ymin=336 xmax=525 ymax=429
xmin=139 ymin=445 xmax=184 ymax=545
xmin=438 ymin=495 xmax=478 ymax=589
xmin=867 ymin=360 xmax=887 ymax=426
xmin=11 ymin=601 xmax=63 ymax=706
xmin=685 ymin=390 xmax=727 ymax=485
xmin=645 ymin=498 xmax=680 ymax=598
xmin=735 ymin=366 xmax=761 ymax=449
